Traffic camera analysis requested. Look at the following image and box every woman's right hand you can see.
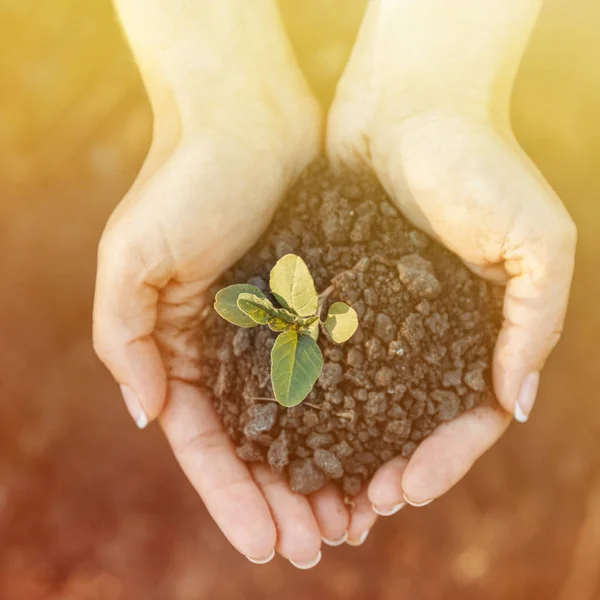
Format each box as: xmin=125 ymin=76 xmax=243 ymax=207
xmin=93 ymin=0 xmax=359 ymax=568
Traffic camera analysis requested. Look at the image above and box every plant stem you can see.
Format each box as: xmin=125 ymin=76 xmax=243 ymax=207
xmin=334 ymin=410 xmax=356 ymax=420
xmin=252 ymin=397 xmax=326 ymax=412
xmin=305 ymin=402 xmax=326 ymax=412
xmin=317 ymin=285 xmax=334 ymax=318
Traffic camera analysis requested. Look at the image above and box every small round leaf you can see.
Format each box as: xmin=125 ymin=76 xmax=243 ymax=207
xmin=324 ymin=302 xmax=359 ymax=343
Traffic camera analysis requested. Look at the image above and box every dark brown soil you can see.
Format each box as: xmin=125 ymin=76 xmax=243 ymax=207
xmin=198 ymin=159 xmax=503 ymax=496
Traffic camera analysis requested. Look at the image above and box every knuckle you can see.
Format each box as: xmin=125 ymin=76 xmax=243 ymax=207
xmin=173 ymin=426 xmax=229 ymax=459
xmin=209 ymin=473 xmax=253 ymax=498
xmin=542 ymin=211 xmax=577 ymax=258
xmin=91 ymin=331 xmax=114 ymax=364
xmin=97 ymin=222 xmax=130 ymax=266
xmin=528 ymin=215 xmax=577 ymax=281
xmin=558 ymin=215 xmax=578 ymax=252
xmin=548 ymin=328 xmax=563 ymax=348
xmin=252 ymin=465 xmax=281 ymax=488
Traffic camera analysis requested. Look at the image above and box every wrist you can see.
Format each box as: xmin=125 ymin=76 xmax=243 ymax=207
xmin=358 ymin=0 xmax=541 ymax=118
xmin=147 ymin=75 xmax=321 ymax=161
xmin=116 ymin=0 xmax=316 ymax=135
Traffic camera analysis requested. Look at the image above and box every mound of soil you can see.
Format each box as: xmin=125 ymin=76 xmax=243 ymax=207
xmin=198 ymin=159 xmax=503 ymax=496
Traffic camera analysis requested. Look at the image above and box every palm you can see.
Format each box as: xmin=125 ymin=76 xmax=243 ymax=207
xmin=95 ymin=105 xmax=379 ymax=563
xmin=329 ymin=115 xmax=516 ymax=507
xmin=143 ymin=139 xmax=294 ymax=376
xmin=328 ymin=85 xmax=574 ymax=512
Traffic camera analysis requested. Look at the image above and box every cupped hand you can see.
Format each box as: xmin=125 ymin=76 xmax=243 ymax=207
xmin=92 ymin=84 xmax=361 ymax=565
xmin=327 ymin=0 xmax=576 ymax=516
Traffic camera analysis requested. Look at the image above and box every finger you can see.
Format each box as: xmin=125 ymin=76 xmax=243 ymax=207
xmin=367 ymin=456 xmax=409 ymax=516
xmin=93 ymin=223 xmax=174 ymax=426
xmin=160 ymin=380 xmax=277 ymax=563
xmin=494 ymin=218 xmax=576 ymax=422
xmin=401 ymin=405 xmax=511 ymax=505
xmin=252 ymin=465 xmax=322 ymax=569
xmin=462 ymin=260 xmax=509 ymax=285
xmin=309 ymin=484 xmax=350 ymax=546
xmin=346 ymin=488 xmax=378 ymax=546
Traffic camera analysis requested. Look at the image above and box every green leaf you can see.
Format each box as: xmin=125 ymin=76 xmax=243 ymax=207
xmin=271 ymin=331 xmax=324 ymax=407
xmin=324 ymin=302 xmax=359 ymax=343
xmin=214 ymin=284 xmax=266 ymax=327
xmin=237 ymin=293 xmax=284 ymax=325
xmin=237 ymin=293 xmax=296 ymax=329
xmin=269 ymin=254 xmax=318 ymax=317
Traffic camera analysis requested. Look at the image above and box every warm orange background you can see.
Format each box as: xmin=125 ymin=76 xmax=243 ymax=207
xmin=1 ymin=1 xmax=599 ymax=599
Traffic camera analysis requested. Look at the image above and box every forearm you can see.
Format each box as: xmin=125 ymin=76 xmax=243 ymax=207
xmin=362 ymin=0 xmax=542 ymax=115
xmin=113 ymin=0 xmax=309 ymax=129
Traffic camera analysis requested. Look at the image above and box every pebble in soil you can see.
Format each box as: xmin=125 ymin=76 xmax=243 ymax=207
xmin=198 ymin=159 xmax=503 ymax=496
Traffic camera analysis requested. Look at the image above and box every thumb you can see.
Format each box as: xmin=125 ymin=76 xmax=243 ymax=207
xmin=93 ymin=222 xmax=174 ymax=428
xmin=493 ymin=216 xmax=576 ymax=422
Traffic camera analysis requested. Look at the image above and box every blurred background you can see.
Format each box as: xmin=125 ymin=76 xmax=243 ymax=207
xmin=0 ymin=0 xmax=599 ymax=598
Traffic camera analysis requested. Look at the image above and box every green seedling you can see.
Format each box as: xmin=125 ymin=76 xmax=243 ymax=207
xmin=214 ymin=254 xmax=358 ymax=407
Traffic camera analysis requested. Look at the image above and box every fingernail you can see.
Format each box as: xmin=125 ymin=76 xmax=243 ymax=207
xmin=372 ymin=501 xmax=405 ymax=516
xmin=246 ymin=549 xmax=275 ymax=565
xmin=514 ymin=371 xmax=540 ymax=423
xmin=346 ymin=529 xmax=369 ymax=546
xmin=403 ymin=493 xmax=433 ymax=507
xmin=120 ymin=385 xmax=148 ymax=429
xmin=289 ymin=550 xmax=322 ymax=570
xmin=322 ymin=531 xmax=348 ymax=547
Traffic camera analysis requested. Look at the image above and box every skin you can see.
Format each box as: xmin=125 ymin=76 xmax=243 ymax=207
xmin=94 ymin=0 xmax=576 ymax=565
xmin=327 ymin=0 xmax=576 ymax=512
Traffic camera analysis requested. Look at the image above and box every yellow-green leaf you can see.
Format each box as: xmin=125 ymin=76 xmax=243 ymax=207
xmin=267 ymin=318 xmax=291 ymax=332
xmin=324 ymin=302 xmax=359 ymax=343
xmin=237 ymin=293 xmax=296 ymax=328
xmin=269 ymin=254 xmax=318 ymax=317
xmin=214 ymin=284 xmax=266 ymax=327
xmin=298 ymin=314 xmax=320 ymax=327
xmin=271 ymin=331 xmax=323 ymax=407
